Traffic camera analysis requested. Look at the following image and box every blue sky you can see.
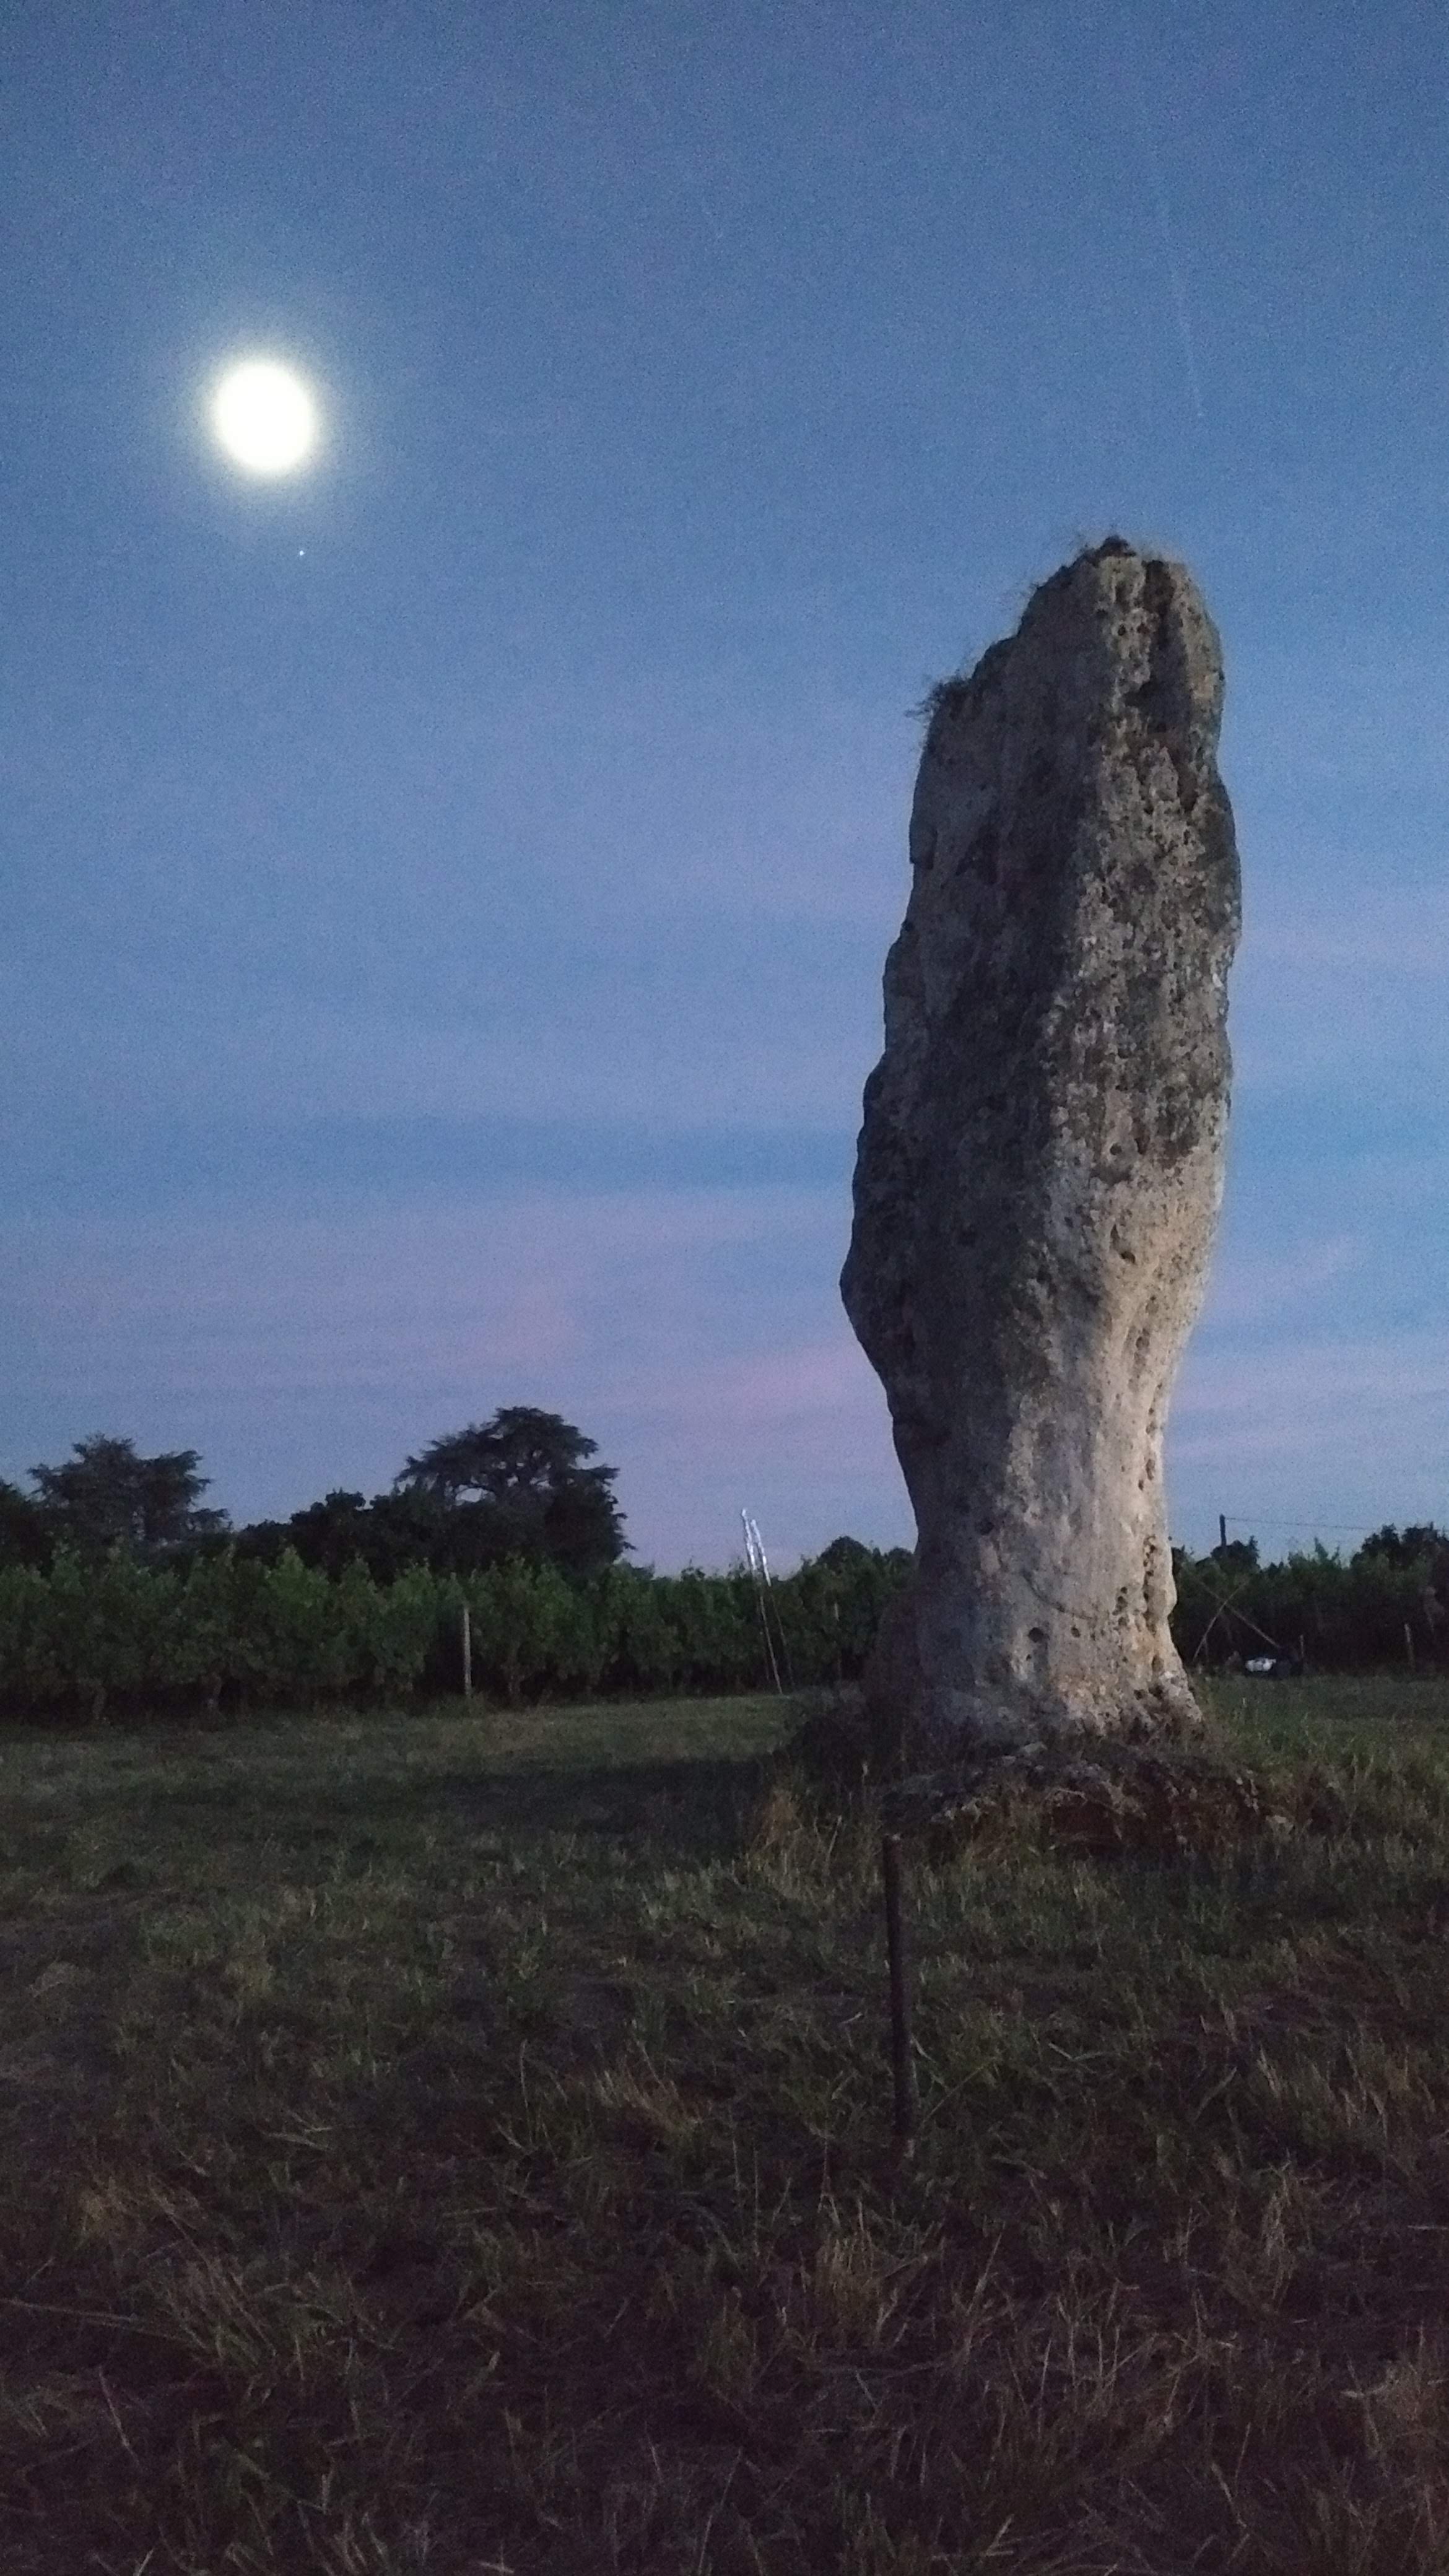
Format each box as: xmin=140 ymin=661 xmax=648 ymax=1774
xmin=4 ymin=0 xmax=1446 ymax=1569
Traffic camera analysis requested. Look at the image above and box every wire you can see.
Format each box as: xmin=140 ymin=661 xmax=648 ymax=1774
xmin=1220 ymin=1516 xmax=1430 ymax=1536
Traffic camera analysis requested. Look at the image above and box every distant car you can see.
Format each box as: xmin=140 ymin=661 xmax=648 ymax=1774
xmin=1243 ymin=1653 xmax=1304 ymax=1678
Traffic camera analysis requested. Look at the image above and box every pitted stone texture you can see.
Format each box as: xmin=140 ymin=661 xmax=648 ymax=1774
xmin=842 ymin=540 xmax=1240 ymax=1762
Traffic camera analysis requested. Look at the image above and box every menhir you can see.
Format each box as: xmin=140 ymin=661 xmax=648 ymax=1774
xmin=842 ymin=540 xmax=1240 ymax=1765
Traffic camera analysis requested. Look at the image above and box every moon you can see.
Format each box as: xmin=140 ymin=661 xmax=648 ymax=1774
xmin=211 ymin=360 xmax=319 ymax=475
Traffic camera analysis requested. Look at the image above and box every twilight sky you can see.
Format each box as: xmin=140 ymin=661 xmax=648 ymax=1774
xmin=4 ymin=0 xmax=1447 ymax=1570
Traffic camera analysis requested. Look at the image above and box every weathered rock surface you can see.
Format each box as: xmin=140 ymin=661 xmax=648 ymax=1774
xmin=842 ymin=539 xmax=1240 ymax=1764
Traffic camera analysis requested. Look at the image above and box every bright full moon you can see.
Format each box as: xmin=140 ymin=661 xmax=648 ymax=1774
xmin=211 ymin=360 xmax=318 ymax=474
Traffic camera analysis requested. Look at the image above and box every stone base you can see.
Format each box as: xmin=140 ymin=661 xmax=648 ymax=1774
xmin=780 ymin=1694 xmax=1292 ymax=1865
xmin=862 ymin=1588 xmax=1206 ymax=1777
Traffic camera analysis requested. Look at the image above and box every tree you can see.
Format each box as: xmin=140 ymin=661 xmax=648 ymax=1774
xmin=272 ymin=1489 xmax=387 ymax=1578
xmin=394 ymin=1407 xmax=626 ymax=1577
xmin=27 ymin=1434 xmax=229 ymax=1559
xmin=1354 ymin=1524 xmax=1445 ymax=1572
xmin=0 ymin=1479 xmax=53 ymax=1569
xmin=250 ymin=1487 xmax=456 ymax=1583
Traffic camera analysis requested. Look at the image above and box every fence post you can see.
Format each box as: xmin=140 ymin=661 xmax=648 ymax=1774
xmin=461 ymin=1603 xmax=473 ymax=1701
xmin=881 ymin=1831 xmax=916 ymax=2152
xmin=1405 ymin=1620 xmax=1416 ymax=1671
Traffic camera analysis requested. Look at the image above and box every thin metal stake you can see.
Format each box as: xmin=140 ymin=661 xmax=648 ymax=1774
xmin=461 ymin=1603 xmax=473 ymax=1701
xmin=742 ymin=1510 xmax=785 ymax=1694
xmin=881 ymin=1831 xmax=916 ymax=2149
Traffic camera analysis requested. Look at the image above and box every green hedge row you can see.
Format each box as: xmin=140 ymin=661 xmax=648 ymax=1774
xmin=0 ymin=1543 xmax=910 ymax=1720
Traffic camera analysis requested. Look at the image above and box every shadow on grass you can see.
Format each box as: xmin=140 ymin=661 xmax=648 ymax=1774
xmin=117 ymin=1749 xmax=788 ymax=1871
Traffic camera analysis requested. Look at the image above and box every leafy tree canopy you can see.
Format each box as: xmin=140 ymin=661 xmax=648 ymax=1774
xmin=814 ymin=1534 xmax=913 ymax=1577
xmin=815 ymin=1535 xmax=875 ymax=1573
xmin=237 ymin=1487 xmax=455 ymax=1583
xmin=0 ymin=1479 xmax=53 ymax=1569
xmin=225 ymin=1411 xmax=630 ymax=1583
xmin=1354 ymin=1523 xmax=1447 ymax=1570
xmin=25 ymin=1434 xmax=229 ymax=1559
xmin=393 ymin=1406 xmax=627 ymax=1578
xmin=398 ymin=1408 xmax=606 ymax=1507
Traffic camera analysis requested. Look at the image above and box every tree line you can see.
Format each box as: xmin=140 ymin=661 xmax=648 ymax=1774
xmin=0 ymin=1409 xmax=627 ymax=1583
xmin=1 ymin=1423 xmax=1444 ymax=1720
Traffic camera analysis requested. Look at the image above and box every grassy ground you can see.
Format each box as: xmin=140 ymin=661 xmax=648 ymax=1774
xmin=1 ymin=1679 xmax=1448 ymax=2573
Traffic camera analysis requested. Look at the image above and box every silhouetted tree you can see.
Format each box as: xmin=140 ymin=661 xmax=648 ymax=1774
xmin=27 ymin=1435 xmax=228 ymax=1559
xmin=1353 ymin=1524 xmax=1445 ymax=1572
xmin=0 ymin=1479 xmax=53 ymax=1569
xmin=394 ymin=1407 xmax=626 ymax=1577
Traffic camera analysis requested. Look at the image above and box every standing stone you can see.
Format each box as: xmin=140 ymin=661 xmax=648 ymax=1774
xmin=842 ymin=540 xmax=1240 ymax=1765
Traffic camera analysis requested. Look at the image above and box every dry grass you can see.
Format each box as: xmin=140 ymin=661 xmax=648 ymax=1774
xmin=0 ymin=1681 xmax=1447 ymax=2569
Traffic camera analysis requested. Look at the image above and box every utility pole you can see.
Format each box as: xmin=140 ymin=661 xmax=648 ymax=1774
xmin=1219 ymin=1513 xmax=1227 ymax=1552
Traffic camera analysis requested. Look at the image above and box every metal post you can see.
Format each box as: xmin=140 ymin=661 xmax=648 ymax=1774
xmin=881 ymin=1832 xmax=916 ymax=2149
xmin=742 ymin=1511 xmax=784 ymax=1694
xmin=461 ymin=1603 xmax=473 ymax=1701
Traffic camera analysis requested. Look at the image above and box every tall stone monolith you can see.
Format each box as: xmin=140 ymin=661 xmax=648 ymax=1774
xmin=842 ymin=539 xmax=1240 ymax=1767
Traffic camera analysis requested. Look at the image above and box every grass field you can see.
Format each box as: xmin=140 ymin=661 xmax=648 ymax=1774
xmin=2 ymin=1678 xmax=1449 ymax=2573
